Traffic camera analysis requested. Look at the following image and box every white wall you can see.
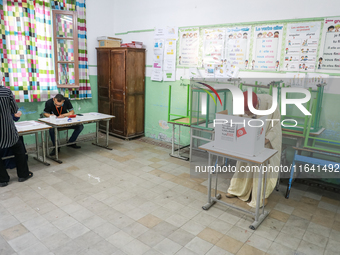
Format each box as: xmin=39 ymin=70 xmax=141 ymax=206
xmin=109 ymin=0 xmax=340 ymax=94
xmin=86 ymin=0 xmax=115 ymax=74
xmin=113 ymin=0 xmax=340 ymax=33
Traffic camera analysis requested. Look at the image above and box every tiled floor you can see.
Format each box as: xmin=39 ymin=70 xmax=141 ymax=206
xmin=0 ymin=136 xmax=340 ymax=255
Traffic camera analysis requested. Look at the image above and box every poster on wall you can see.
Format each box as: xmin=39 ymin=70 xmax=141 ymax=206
xmin=178 ymin=27 xmax=199 ymax=67
xmin=318 ymin=17 xmax=340 ymax=71
xmin=225 ymin=26 xmax=251 ymax=69
xmin=163 ymin=39 xmax=177 ymax=81
xmin=283 ymin=22 xmax=321 ymax=72
xmin=151 ymin=38 xmax=164 ymax=81
xmin=202 ymin=28 xmax=225 ymax=66
xmin=253 ymin=24 xmax=284 ymax=71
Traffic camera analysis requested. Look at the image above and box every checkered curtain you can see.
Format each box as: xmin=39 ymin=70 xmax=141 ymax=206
xmin=0 ymin=0 xmax=58 ymax=102
xmin=52 ymin=0 xmax=91 ymax=99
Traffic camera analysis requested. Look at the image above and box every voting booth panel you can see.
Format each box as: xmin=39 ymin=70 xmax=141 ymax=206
xmin=214 ymin=111 xmax=267 ymax=157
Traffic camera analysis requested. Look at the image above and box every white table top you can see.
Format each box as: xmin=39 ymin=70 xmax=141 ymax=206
xmin=38 ymin=113 xmax=115 ymax=127
xmin=199 ymin=141 xmax=278 ymax=164
xmin=15 ymin=121 xmax=52 ymax=134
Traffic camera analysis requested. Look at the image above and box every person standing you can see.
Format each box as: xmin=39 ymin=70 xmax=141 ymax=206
xmin=0 ymin=111 xmax=28 ymax=169
xmin=0 ymin=82 xmax=32 ymax=187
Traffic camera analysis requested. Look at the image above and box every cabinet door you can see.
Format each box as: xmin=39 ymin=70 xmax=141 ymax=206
xmin=97 ymin=49 xmax=111 ymax=130
xmin=126 ymin=50 xmax=145 ymax=136
xmin=110 ymin=50 xmax=126 ymax=135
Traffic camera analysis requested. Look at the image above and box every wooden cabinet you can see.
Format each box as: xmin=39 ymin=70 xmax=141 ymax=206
xmin=97 ymin=47 xmax=145 ymax=139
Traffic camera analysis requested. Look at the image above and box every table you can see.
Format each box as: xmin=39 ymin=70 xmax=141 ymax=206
xmin=2 ymin=121 xmax=52 ymax=166
xmin=199 ymin=142 xmax=278 ymax=230
xmin=39 ymin=113 xmax=115 ymax=163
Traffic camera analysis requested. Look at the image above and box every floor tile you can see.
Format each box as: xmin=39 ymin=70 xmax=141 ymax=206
xmin=106 ymin=230 xmax=134 ymax=249
xmin=8 ymin=232 xmax=39 ymax=253
xmin=121 ymin=239 xmax=150 ymax=255
xmin=0 ymin=224 xmax=29 ymax=241
xmin=168 ymin=228 xmax=195 ymax=246
xmin=297 ymin=240 xmax=324 ymax=255
xmin=215 ymin=235 xmax=243 ymax=254
xmin=185 ymin=237 xmax=213 ymax=255
xmin=236 ymin=244 xmax=265 ymax=255
xmin=137 ymin=229 xmax=166 ymax=247
xmin=226 ymin=226 xmax=252 ymax=243
xmin=274 ymin=232 xmax=302 ymax=250
xmin=197 ymin=227 xmax=223 ymax=245
xmin=63 ymin=222 xmax=90 ymax=239
xmin=138 ymin=214 xmax=162 ymax=228
xmin=154 ymin=238 xmax=182 ymax=255
xmin=246 ymin=234 xmax=272 ymax=252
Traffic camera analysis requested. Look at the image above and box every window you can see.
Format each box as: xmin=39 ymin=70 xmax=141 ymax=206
xmin=52 ymin=10 xmax=79 ymax=88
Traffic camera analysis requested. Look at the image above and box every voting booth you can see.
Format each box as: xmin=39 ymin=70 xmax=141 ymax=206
xmin=213 ymin=110 xmax=268 ymax=157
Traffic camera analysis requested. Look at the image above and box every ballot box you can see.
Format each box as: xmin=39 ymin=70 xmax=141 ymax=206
xmin=213 ymin=110 xmax=268 ymax=157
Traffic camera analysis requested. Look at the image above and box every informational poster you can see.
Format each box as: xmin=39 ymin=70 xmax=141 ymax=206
xmin=202 ymin=28 xmax=225 ymax=65
xmin=151 ymin=39 xmax=164 ymax=81
xmin=178 ymin=27 xmax=199 ymax=67
xmin=163 ymin=39 xmax=177 ymax=81
xmin=318 ymin=17 xmax=340 ymax=70
xmin=284 ymin=22 xmax=321 ymax=72
xmin=253 ymin=25 xmax=284 ymax=71
xmin=154 ymin=26 xmax=178 ymax=39
xmin=204 ymin=64 xmax=215 ymax=78
xmin=225 ymin=26 xmax=251 ymax=69
xmin=215 ymin=64 xmax=228 ymax=78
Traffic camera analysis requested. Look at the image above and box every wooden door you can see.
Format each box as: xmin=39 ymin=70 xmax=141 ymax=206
xmin=110 ymin=50 xmax=126 ymax=136
xmin=126 ymin=49 xmax=145 ymax=136
xmin=97 ymin=49 xmax=111 ymax=130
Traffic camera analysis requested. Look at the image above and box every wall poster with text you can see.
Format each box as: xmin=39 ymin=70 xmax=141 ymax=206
xmin=284 ymin=22 xmax=321 ymax=72
xmin=253 ymin=25 xmax=284 ymax=71
xmin=178 ymin=27 xmax=199 ymax=67
xmin=318 ymin=17 xmax=340 ymax=71
xmin=225 ymin=26 xmax=251 ymax=69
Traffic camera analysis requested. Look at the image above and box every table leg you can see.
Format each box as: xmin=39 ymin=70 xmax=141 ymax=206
xmin=178 ymin=125 xmax=181 ymax=157
xmin=92 ymin=120 xmax=112 ymax=150
xmin=202 ymin=153 xmax=216 ymax=210
xmin=96 ymin=121 xmax=99 ymax=144
xmin=106 ymin=119 xmax=109 ymax=147
xmin=189 ymin=128 xmax=193 ymax=162
xmin=262 ymin=162 xmax=268 ymax=215
xmin=172 ymin=125 xmax=175 ymax=156
xmin=33 ymin=131 xmax=50 ymax=166
xmin=250 ymin=163 xmax=269 ymax=230
xmin=255 ymin=164 xmax=263 ymax=222
xmin=41 ymin=131 xmax=49 ymax=166
xmin=55 ymin=127 xmax=59 ymax=161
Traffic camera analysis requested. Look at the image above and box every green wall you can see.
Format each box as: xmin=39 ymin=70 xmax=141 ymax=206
xmin=19 ymin=75 xmax=98 ymax=146
xmin=145 ymin=77 xmax=190 ymax=145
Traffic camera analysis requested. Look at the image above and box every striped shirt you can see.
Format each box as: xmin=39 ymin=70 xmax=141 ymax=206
xmin=0 ymin=86 xmax=19 ymax=149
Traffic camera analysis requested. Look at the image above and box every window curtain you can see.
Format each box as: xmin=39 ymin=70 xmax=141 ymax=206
xmin=51 ymin=0 xmax=91 ymax=99
xmin=0 ymin=0 xmax=58 ymax=102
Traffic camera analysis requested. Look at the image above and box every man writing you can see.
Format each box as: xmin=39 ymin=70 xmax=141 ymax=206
xmin=226 ymin=91 xmax=282 ymax=208
xmin=43 ymin=94 xmax=84 ymax=156
xmin=0 ymin=80 xmax=32 ymax=187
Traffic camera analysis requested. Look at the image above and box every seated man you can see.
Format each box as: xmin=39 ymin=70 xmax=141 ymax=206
xmin=43 ymin=94 xmax=84 ymax=156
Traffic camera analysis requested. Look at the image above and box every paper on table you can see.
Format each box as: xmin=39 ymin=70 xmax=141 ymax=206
xmin=89 ymin=112 xmax=101 ymax=116
xmin=15 ymin=121 xmax=40 ymax=127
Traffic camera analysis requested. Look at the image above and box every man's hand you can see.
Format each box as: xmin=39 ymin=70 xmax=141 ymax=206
xmin=265 ymin=139 xmax=270 ymax=145
xmin=14 ymin=111 xmax=22 ymax=118
xmin=57 ymin=114 xmax=66 ymax=118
